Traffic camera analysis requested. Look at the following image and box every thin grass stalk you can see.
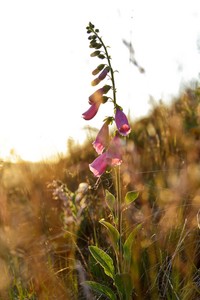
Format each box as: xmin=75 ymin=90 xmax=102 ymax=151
xmin=115 ymin=166 xmax=123 ymax=274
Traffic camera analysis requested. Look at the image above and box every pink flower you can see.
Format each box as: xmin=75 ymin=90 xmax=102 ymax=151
xmin=82 ymin=85 xmax=111 ymax=120
xmin=82 ymin=100 xmax=102 ymax=120
xmin=106 ymin=134 xmax=123 ymax=166
xmin=92 ymin=121 xmax=109 ymax=154
xmin=89 ymin=153 xmax=108 ymax=177
xmin=115 ymin=107 xmax=131 ymax=136
xmin=88 ymin=85 xmax=111 ymax=104
xmin=89 ymin=135 xmax=123 ymax=177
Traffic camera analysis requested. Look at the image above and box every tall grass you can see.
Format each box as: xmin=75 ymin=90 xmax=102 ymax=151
xmin=0 ymin=86 xmax=199 ymax=299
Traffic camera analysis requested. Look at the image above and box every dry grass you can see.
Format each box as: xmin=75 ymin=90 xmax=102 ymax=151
xmin=0 ymin=86 xmax=200 ymax=299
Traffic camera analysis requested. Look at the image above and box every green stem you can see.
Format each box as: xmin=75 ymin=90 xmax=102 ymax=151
xmin=91 ymin=27 xmax=117 ymax=106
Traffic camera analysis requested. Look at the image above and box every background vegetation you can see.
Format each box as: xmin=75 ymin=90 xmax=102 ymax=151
xmin=0 ymin=84 xmax=200 ymax=299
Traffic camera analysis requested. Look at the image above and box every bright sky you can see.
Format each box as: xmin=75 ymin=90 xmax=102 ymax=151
xmin=0 ymin=0 xmax=200 ymax=162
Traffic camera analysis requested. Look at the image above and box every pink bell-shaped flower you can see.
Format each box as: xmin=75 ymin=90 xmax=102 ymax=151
xmin=82 ymin=100 xmax=102 ymax=120
xmin=115 ymin=107 xmax=131 ymax=136
xmin=89 ymin=152 xmax=108 ymax=177
xmin=92 ymin=121 xmax=109 ymax=155
xmin=89 ymin=134 xmax=123 ymax=177
xmin=82 ymin=85 xmax=111 ymax=120
xmin=106 ymin=134 xmax=123 ymax=166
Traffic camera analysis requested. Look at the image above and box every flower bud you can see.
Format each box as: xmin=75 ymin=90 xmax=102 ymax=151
xmin=91 ymin=78 xmax=101 ymax=86
xmin=102 ymin=96 xmax=109 ymax=103
xmin=88 ymin=86 xmax=111 ymax=104
xmin=102 ymin=85 xmax=111 ymax=94
xmin=89 ymin=41 xmax=97 ymax=48
xmin=89 ymin=22 xmax=95 ymax=28
xmin=98 ymin=67 xmax=110 ymax=80
xmin=92 ymin=64 xmax=105 ymax=75
xmin=94 ymin=43 xmax=102 ymax=49
xmin=98 ymin=54 xmax=105 ymax=59
xmin=88 ymin=35 xmax=96 ymax=40
xmin=90 ymin=51 xmax=101 ymax=57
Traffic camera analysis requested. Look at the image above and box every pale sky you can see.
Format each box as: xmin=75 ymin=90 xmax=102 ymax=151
xmin=0 ymin=0 xmax=200 ymax=162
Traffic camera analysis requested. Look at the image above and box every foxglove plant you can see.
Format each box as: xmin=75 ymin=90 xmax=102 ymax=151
xmin=82 ymin=22 xmax=131 ymax=177
xmin=82 ymin=22 xmax=140 ymax=300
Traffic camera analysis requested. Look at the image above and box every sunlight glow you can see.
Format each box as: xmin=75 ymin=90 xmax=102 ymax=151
xmin=0 ymin=0 xmax=199 ymax=162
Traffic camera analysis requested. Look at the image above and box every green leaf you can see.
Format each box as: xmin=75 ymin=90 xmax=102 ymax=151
xmin=125 ymin=191 xmax=139 ymax=205
xmin=105 ymin=189 xmax=115 ymax=211
xmin=114 ymin=273 xmax=133 ymax=300
xmin=99 ymin=219 xmax=120 ymax=251
xmin=89 ymin=246 xmax=115 ymax=279
xmin=84 ymin=281 xmax=117 ymax=300
xmin=123 ymin=224 xmax=142 ymax=265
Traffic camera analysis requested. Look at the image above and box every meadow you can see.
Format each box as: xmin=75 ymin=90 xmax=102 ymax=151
xmin=1 ymin=22 xmax=200 ymax=300
xmin=0 ymin=85 xmax=199 ymax=299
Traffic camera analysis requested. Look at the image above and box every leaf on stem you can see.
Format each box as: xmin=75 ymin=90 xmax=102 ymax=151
xmin=84 ymin=281 xmax=117 ymax=300
xmin=125 ymin=191 xmax=139 ymax=205
xmin=114 ymin=273 xmax=133 ymax=300
xmin=99 ymin=219 xmax=120 ymax=252
xmin=89 ymin=246 xmax=115 ymax=279
xmin=123 ymin=224 xmax=142 ymax=265
xmin=105 ymin=189 xmax=116 ymax=211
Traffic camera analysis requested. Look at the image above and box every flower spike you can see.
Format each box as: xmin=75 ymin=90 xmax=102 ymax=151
xmin=84 ymin=22 xmax=131 ymax=176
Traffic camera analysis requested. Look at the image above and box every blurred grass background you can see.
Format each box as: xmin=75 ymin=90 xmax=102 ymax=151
xmin=0 ymin=85 xmax=200 ymax=299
